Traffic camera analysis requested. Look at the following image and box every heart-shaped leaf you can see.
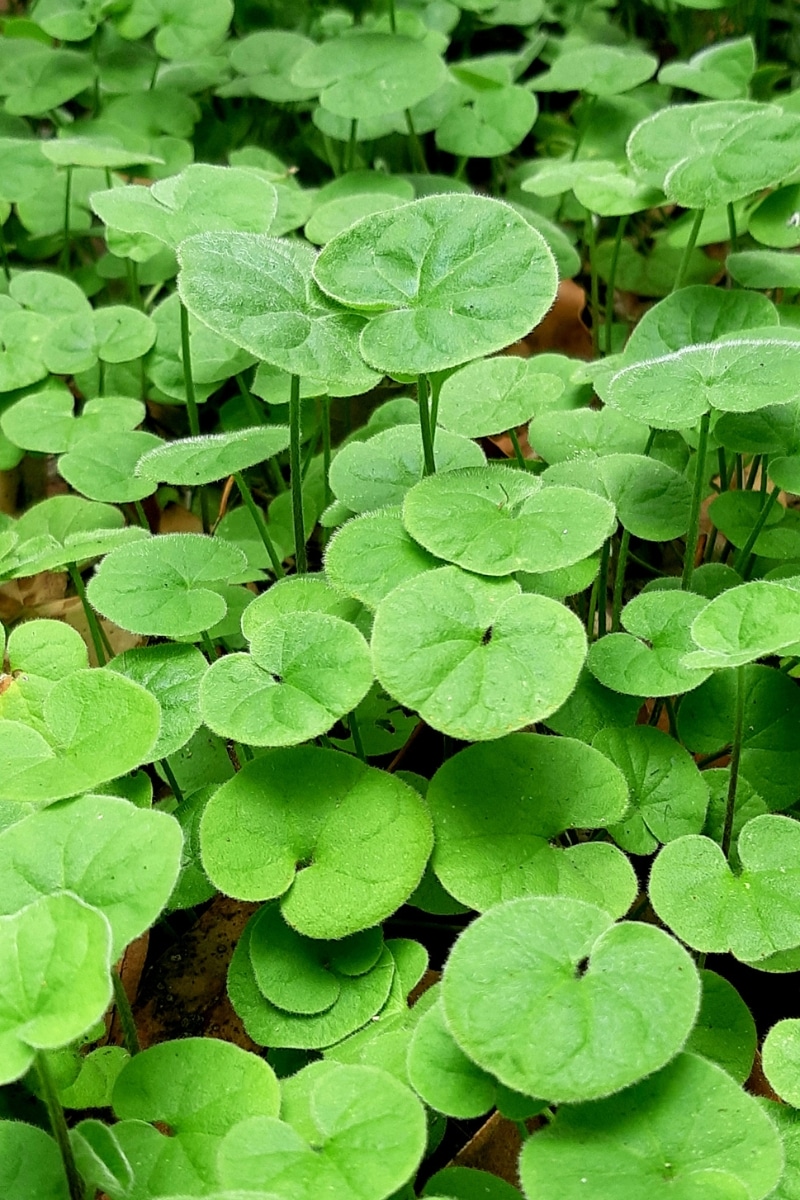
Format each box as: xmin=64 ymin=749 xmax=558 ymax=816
xmin=658 ymin=37 xmax=756 ymax=101
xmin=683 ymin=580 xmax=800 ymax=669
xmin=533 ymin=44 xmax=657 ymax=96
xmin=407 ymin=992 xmax=499 ymax=1119
xmin=436 ymin=355 xmax=564 ymax=438
xmin=441 ymin=896 xmax=700 ymax=1102
xmin=313 ymin=194 xmax=558 ymax=376
xmin=0 ymin=1121 xmax=68 ymax=1200
xmin=0 ymin=793 xmax=182 ymax=958
xmin=42 ymin=305 xmax=156 ymax=375
xmin=427 ymin=734 xmax=634 ymax=914
xmin=324 ymin=508 xmax=443 ymax=609
xmin=401 ymin=467 xmax=617 ymax=576
xmin=87 ymin=533 xmax=247 ymax=637
xmin=650 ymin=814 xmax=800 ymax=962
xmin=587 ymin=591 xmax=712 ymax=697
xmin=543 ymin=453 xmax=691 ymax=541
xmin=529 ymin=407 xmax=651 ymax=463
xmin=58 ymin=430 xmax=163 ymax=504
xmin=371 ymin=566 xmax=587 ymax=741
xmin=200 ymin=747 xmax=432 ymax=937
xmin=519 ymin=1053 xmax=782 ymax=1200
xmin=0 ymin=893 xmax=112 ymax=1085
xmin=1 ymin=391 xmax=145 ymax=454
xmin=106 ymin=643 xmax=207 ymax=761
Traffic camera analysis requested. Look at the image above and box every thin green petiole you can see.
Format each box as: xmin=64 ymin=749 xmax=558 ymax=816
xmin=732 ymin=486 xmax=779 ymax=574
xmin=289 ymin=373 xmax=308 ymax=573
xmin=133 ymin=499 xmax=149 ymax=529
xmin=112 ymin=968 xmax=141 ymax=1057
xmin=610 ymin=528 xmax=631 ymax=633
xmin=672 ymin=207 xmax=704 ymax=292
xmin=585 ymin=212 xmax=600 ymax=358
xmin=348 ymin=708 xmax=366 ymax=761
xmin=35 ymin=1051 xmax=86 ymax=1200
xmin=405 ymin=110 xmax=428 ymax=173
xmin=681 ymin=409 xmax=711 ymax=591
xmin=604 ymin=213 xmax=628 ymax=355
xmin=68 ymin=563 xmax=112 ymax=665
xmin=321 ymin=395 xmax=332 ymax=509
xmin=200 ymin=630 xmax=217 ymax=660
xmin=720 ymin=664 xmax=747 ymax=860
xmin=726 ymin=201 xmax=738 ymax=255
xmin=179 ymin=300 xmax=210 ymax=533
xmin=508 ymin=428 xmax=527 ymax=469
xmin=59 ymin=166 xmax=73 ymax=271
xmin=160 ymin=757 xmax=185 ymax=804
xmin=233 ymin=470 xmax=285 ymax=579
xmin=417 ymin=374 xmax=436 ymax=476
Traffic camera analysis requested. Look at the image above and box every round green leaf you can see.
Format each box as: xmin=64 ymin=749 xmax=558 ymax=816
xmin=43 ymin=305 xmax=156 ymax=375
xmin=658 ymin=37 xmax=756 ymax=101
xmin=519 ymin=1053 xmax=783 ymax=1200
xmin=200 ymin=747 xmax=433 ymax=937
xmin=762 ymin=1019 xmax=800 ymax=1107
xmin=593 ymin=726 xmax=709 ymax=857
xmin=177 ymin=232 xmax=379 ymax=394
xmin=199 ymin=611 xmax=373 ymax=747
xmin=227 ymin=916 xmax=395 ymax=1049
xmin=0 ymin=669 xmax=161 ymax=804
xmin=58 ymin=431 xmax=162 ymax=503
xmin=218 ymin=1062 xmax=426 ymax=1198
xmin=313 ymin=194 xmax=558 ymax=376
xmin=136 ymin=426 xmax=291 ymax=487
xmin=229 ymin=30 xmax=317 ymax=103
xmin=0 ymin=893 xmax=112 ymax=1085
xmin=437 ymin=355 xmax=564 ymax=438
xmin=290 ymin=31 xmax=447 ymax=118
xmin=529 ymin=406 xmax=650 ymax=464
xmin=620 ymin=285 xmax=778 ymax=364
xmin=727 ymin=249 xmax=800 ymax=289
xmin=329 ymin=424 xmax=485 ymax=514
xmin=587 ymin=590 xmax=712 ymax=698
xmin=305 ymin=193 xmax=409 ymax=246
xmin=107 ymin=642 xmax=207 ymax=761
xmin=683 ymin=580 xmax=800 ymax=669
xmin=1 ymin=391 xmax=145 ymax=454
xmin=686 ymin=970 xmax=756 ymax=1084
xmin=87 ymin=533 xmax=247 ymax=638
xmin=427 ymin=733 xmax=632 ymax=914
xmin=91 ymin=164 xmax=277 ymax=251
xmin=0 ymin=793 xmax=182 ymax=959
xmin=435 ymin=85 xmax=537 ymax=158
xmin=372 ymin=566 xmax=587 ymax=741
xmin=533 ymin=45 xmax=657 ymax=96
xmin=402 ymin=467 xmax=616 ymax=576
xmin=407 ymin=994 xmax=498 ymax=1119
xmin=0 ymin=1120 xmax=69 ymax=1200
xmin=606 ymin=340 xmax=800 ymax=430
xmin=542 ymin=453 xmax=691 ymax=541
xmin=749 ymin=184 xmax=800 ymax=249
xmin=324 ymin=508 xmax=442 ymax=609
xmin=441 ymin=896 xmax=701 ymax=1102
xmin=650 ymin=815 xmax=800 ymax=962
xmin=240 ymin=574 xmax=361 ymax=636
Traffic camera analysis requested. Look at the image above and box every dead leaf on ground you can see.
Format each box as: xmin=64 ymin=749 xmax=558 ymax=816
xmin=38 ymin=594 xmax=144 ymax=664
xmin=0 ymin=570 xmax=68 ymax=623
xmin=523 ymin=280 xmax=593 ymax=360
xmin=159 ymin=502 xmax=203 ymax=534
xmin=449 ymin=1110 xmax=545 ymax=1185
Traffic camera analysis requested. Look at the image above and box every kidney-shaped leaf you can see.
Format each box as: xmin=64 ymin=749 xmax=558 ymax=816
xmin=372 ymin=566 xmax=587 ymax=741
xmin=0 ymin=794 xmax=182 ymax=959
xmin=0 ymin=1120 xmax=69 ymax=1200
xmin=313 ymin=194 xmax=559 ymax=376
xmin=136 ymin=426 xmax=291 ymax=487
xmin=324 ymin=508 xmax=443 ymax=609
xmin=683 ymin=580 xmax=800 ymax=669
xmin=402 ymin=466 xmax=616 ymax=577
xmin=650 ymin=814 xmax=800 ymax=962
xmin=543 ymin=453 xmax=691 ymax=542
xmin=200 ymin=747 xmax=433 ymax=938
xmin=0 ymin=893 xmax=112 ymax=1086
xmin=87 ymin=533 xmax=247 ymax=638
xmin=437 ymin=354 xmax=565 ymax=438
xmin=427 ymin=734 xmax=634 ymax=915
xmin=442 ymin=896 xmax=700 ymax=1102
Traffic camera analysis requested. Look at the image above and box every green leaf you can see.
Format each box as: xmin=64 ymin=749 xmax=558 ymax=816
xmin=686 ymin=970 xmax=756 ymax=1084
xmin=136 ymin=426 xmax=291 ymax=487
xmin=658 ymin=37 xmax=755 ymax=100
xmin=61 ymin=1045 xmax=130 ymax=1109
xmin=437 ymin=355 xmax=564 ymax=438
xmin=199 ymin=611 xmax=373 ymax=747
xmin=115 ymin=0 xmax=232 ymax=59
xmin=87 ymin=533 xmax=247 ymax=637
xmin=200 ymin=747 xmax=433 ymax=937
xmin=402 ymin=467 xmax=616 ymax=577
xmin=435 ymin=84 xmax=537 ymax=158
xmin=593 ymin=726 xmax=709 ymax=856
xmin=532 ymin=45 xmax=657 ymax=96
xmin=40 ymin=135 xmax=164 ymax=169
xmin=529 ymin=406 xmax=650 ymax=464
xmin=542 ymin=453 xmax=692 ymax=541
xmin=148 ymin=291 xmax=256 ymax=405
xmin=330 ymin=425 xmax=485 ymax=514
xmin=177 ymin=233 xmax=379 ymax=394
xmin=107 ymin=643 xmax=207 ymax=761
xmin=762 ymin=1019 xmax=800 ymax=1106
xmin=0 ymin=893 xmax=112 ymax=1085
xmin=0 ymin=669 xmax=161 ymax=803
xmin=650 ymin=815 xmax=800 ymax=961
xmin=423 ymin=1167 xmax=523 ymax=1200
xmin=0 ymin=618 xmax=88 ymax=729
xmin=372 ymin=565 xmax=587 ymax=741
xmin=58 ymin=430 xmax=163 ymax=504
xmin=587 ymin=590 xmax=712 ymax=698
xmin=709 ymin=490 xmax=799 ymax=559
xmin=290 ymin=31 xmax=447 ymax=117
xmin=683 ymin=580 xmax=800 ymax=669
xmin=407 ymin=993 xmax=498 ymax=1118
xmin=324 ymin=508 xmax=443 ymax=609
xmin=620 ymin=285 xmax=778 ymax=364
xmin=728 ymin=249 xmax=800 ymax=289
xmin=442 ymin=896 xmax=700 ymax=1102
xmin=43 ymin=305 xmax=156 ymax=376
xmin=313 ymin=194 xmax=559 ymax=376
xmin=748 ymin=183 xmax=800 ymax=250
xmin=227 ymin=915 xmax=395 ymax=1048
xmin=0 ymin=793 xmax=182 ymax=958
xmin=1 ymin=391 xmax=145 ymax=454
xmin=240 ymin=574 xmax=361 ymax=634
xmin=627 ymin=100 xmax=800 ymax=208
xmin=427 ymin=733 xmax=633 ymax=914
xmin=1 ymin=45 xmax=94 ymax=116
xmin=229 ymin=30 xmax=318 ymax=103
xmin=519 ymin=1053 xmax=782 ymax=1200
xmin=544 ymin=668 xmax=641 ymax=742
xmin=605 ymin=340 xmax=800 ymax=430
xmin=91 ymin=164 xmax=277 ymax=251
xmin=217 ymin=1062 xmax=426 ymax=1199
xmin=0 ymin=1120 xmax=69 ymax=1200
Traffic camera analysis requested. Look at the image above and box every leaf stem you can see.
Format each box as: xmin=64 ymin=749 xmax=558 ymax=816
xmin=726 ymin=201 xmax=738 ymax=255
xmin=35 ymin=1051 xmax=86 ymax=1200
xmin=508 ymin=428 xmax=527 ymax=469
xmin=289 ymin=373 xmax=307 ymax=573
xmin=321 ymin=395 xmax=332 ymax=509
xmin=233 ymin=471 xmax=285 ymax=578
xmin=404 ymin=110 xmax=428 ymax=173
xmin=68 ymin=563 xmax=111 ymax=665
xmin=160 ymin=757 xmax=185 ymax=804
xmin=681 ymin=409 xmax=711 ymax=591
xmin=720 ymin=664 xmax=746 ymax=860
xmin=610 ymin=528 xmax=631 ymax=632
xmin=417 ymin=374 xmax=436 ymax=476
xmin=585 ymin=212 xmax=600 ymax=358
xmin=604 ymin=213 xmax=627 ymax=355
xmin=112 ymin=967 xmax=141 ymax=1057
xmin=348 ymin=708 xmax=366 ymax=761
xmin=178 ymin=300 xmax=210 ymax=533
xmin=732 ymin=486 xmax=779 ymax=574
xmin=672 ymin=207 xmax=704 ymax=292
xmin=133 ymin=499 xmax=149 ymax=529
xmin=60 ymin=166 xmax=73 ymax=271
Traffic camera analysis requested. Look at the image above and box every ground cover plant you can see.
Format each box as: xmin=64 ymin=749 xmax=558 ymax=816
xmin=2 ymin=0 xmax=800 ymax=1196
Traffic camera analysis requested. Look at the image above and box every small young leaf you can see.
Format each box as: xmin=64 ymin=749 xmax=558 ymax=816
xmin=324 ymin=508 xmax=443 ymax=609
xmin=136 ymin=426 xmax=291 ymax=487
xmin=762 ymin=1019 xmax=800 ymax=1106
xmin=436 ymin=355 xmax=564 ymax=438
